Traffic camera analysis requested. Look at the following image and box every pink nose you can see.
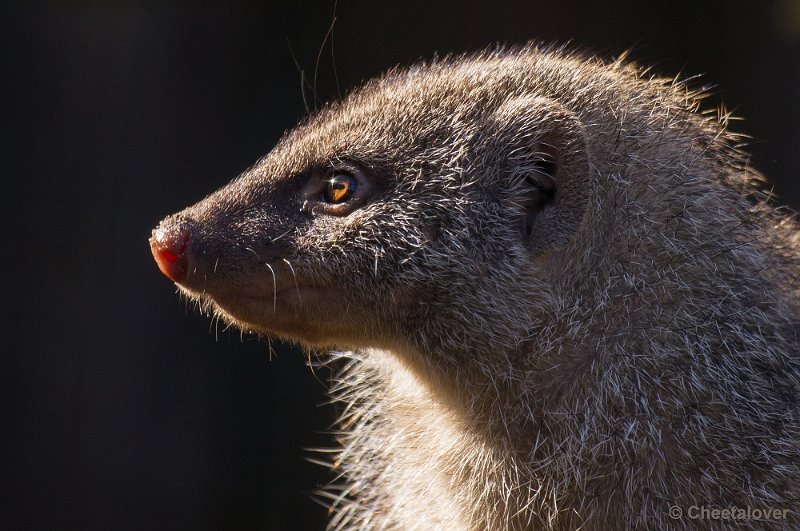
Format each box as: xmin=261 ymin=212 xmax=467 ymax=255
xmin=150 ymin=225 xmax=190 ymax=283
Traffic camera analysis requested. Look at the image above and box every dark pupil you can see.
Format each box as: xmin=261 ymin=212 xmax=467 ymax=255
xmin=327 ymin=174 xmax=355 ymax=203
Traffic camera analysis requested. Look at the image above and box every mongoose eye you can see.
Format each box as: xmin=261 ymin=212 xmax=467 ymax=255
xmin=302 ymin=165 xmax=372 ymax=216
xmin=323 ymin=173 xmax=358 ymax=204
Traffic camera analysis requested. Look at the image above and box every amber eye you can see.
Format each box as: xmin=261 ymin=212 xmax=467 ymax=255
xmin=323 ymin=173 xmax=358 ymax=204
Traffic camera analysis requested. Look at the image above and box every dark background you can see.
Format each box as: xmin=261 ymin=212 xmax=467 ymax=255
xmin=3 ymin=1 xmax=799 ymax=530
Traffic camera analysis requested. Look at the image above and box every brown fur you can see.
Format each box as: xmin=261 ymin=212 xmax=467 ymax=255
xmin=152 ymin=45 xmax=800 ymax=529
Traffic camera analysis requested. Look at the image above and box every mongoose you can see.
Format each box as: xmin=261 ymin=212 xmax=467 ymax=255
xmin=150 ymin=45 xmax=800 ymax=530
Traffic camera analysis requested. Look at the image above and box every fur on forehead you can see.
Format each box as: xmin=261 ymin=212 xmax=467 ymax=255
xmin=258 ymin=43 xmax=729 ymax=186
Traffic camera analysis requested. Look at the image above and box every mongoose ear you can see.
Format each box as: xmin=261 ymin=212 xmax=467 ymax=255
xmin=483 ymin=96 xmax=591 ymax=251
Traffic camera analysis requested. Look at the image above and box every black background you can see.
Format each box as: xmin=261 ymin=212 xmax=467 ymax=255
xmin=3 ymin=1 xmax=799 ymax=530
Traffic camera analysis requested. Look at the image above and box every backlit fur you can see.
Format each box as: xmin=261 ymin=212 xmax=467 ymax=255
xmin=156 ymin=45 xmax=800 ymax=530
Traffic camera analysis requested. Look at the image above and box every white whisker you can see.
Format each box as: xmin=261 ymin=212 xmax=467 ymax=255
xmin=265 ymin=262 xmax=277 ymax=312
xmin=283 ymin=258 xmax=302 ymax=303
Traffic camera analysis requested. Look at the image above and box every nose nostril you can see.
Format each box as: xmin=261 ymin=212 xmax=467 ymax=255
xmin=150 ymin=225 xmax=191 ymax=283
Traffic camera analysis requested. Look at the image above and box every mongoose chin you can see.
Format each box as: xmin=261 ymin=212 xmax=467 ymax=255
xmin=151 ymin=44 xmax=800 ymax=530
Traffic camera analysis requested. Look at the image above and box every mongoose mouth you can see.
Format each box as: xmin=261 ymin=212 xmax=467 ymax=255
xmin=208 ymin=285 xmax=329 ymax=310
xmin=150 ymin=216 xmax=339 ymax=331
xmin=181 ymin=283 xmax=348 ymax=339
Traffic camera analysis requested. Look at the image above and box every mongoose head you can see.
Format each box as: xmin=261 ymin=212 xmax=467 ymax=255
xmin=151 ymin=49 xmax=598 ymax=360
xmin=152 ymin=47 xmax=748 ymax=373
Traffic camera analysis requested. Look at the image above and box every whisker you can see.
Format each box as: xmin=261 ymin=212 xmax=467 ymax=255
xmin=265 ymin=262 xmax=277 ymax=312
xmin=285 ymin=37 xmax=311 ymax=115
xmin=283 ymin=258 xmax=303 ymax=303
xmin=271 ymin=228 xmax=293 ymax=243
xmin=313 ymin=11 xmax=337 ymax=109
